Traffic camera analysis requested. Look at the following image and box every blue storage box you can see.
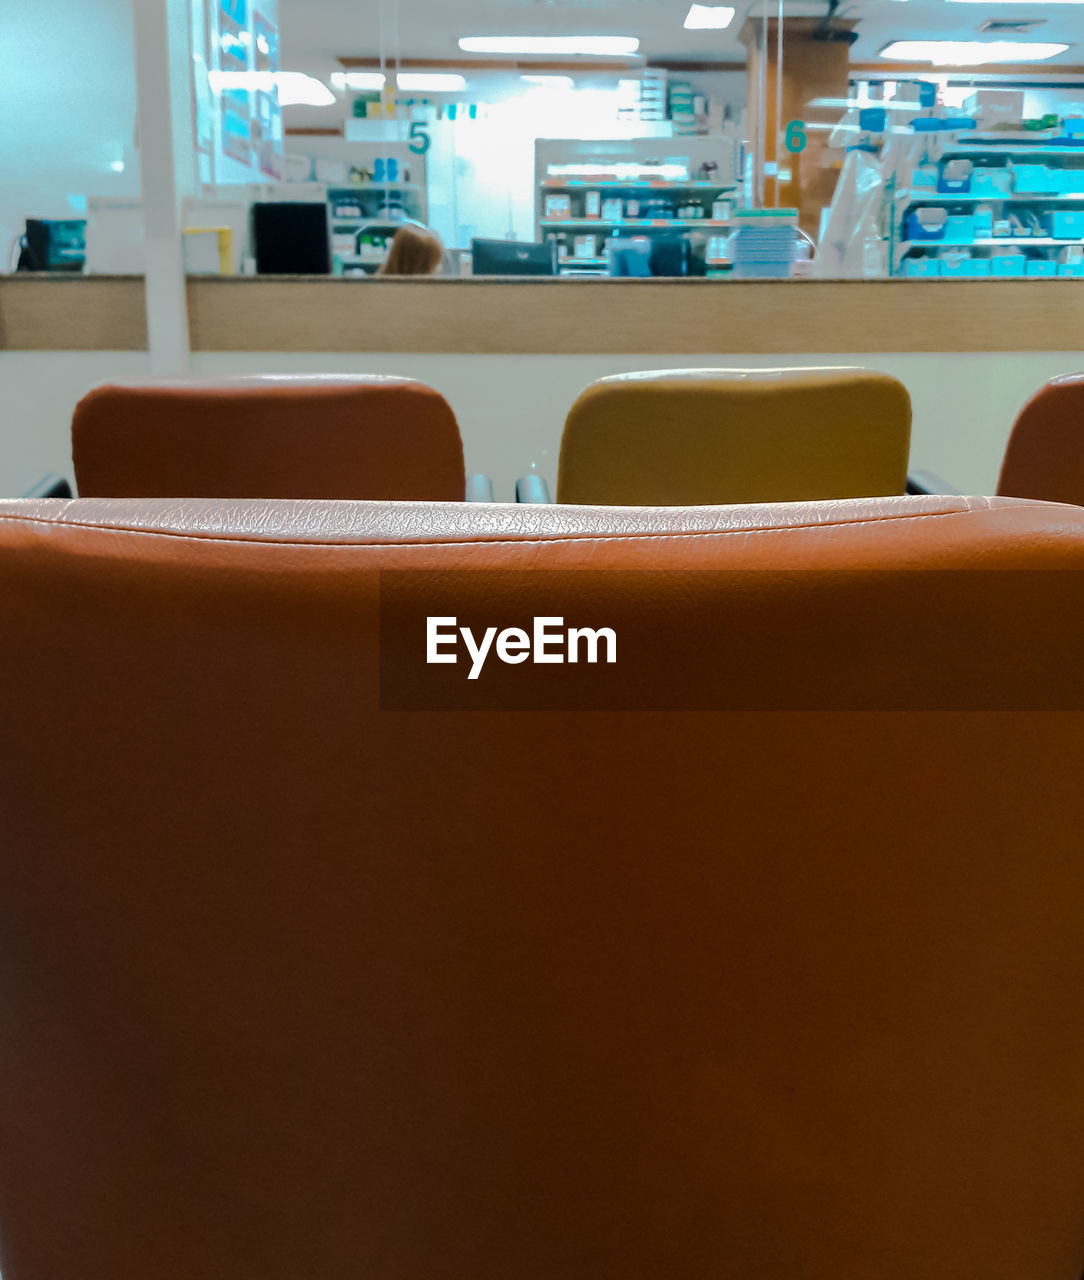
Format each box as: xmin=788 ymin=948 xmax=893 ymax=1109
xmin=990 ymin=253 xmax=1026 ymax=277
xmin=903 ymin=257 xmax=940 ymax=277
xmin=1013 ymin=164 xmax=1059 ymax=194
xmin=939 ymin=252 xmax=989 ymax=277
xmin=970 ymin=168 xmax=1012 ymax=197
xmin=1057 ymin=262 xmax=1084 ymax=277
xmin=912 ymin=166 xmax=939 ymax=190
xmin=905 ymin=209 xmax=947 ymax=241
xmin=1046 ymin=210 xmax=1084 ymax=239
xmin=944 ymin=214 xmax=976 ymax=243
xmin=1026 ymin=259 xmax=1057 ymax=277
xmin=938 ymin=164 xmax=972 ymax=195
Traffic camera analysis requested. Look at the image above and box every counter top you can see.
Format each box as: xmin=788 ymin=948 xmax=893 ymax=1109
xmin=2 ymin=273 xmax=1083 ymax=354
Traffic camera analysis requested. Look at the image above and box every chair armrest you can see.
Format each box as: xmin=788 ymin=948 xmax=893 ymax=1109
xmin=906 ymin=469 xmax=961 ymax=497
xmin=22 ymin=473 xmax=73 ymax=499
xmin=466 ymin=473 xmax=495 ymax=502
xmin=515 ymin=474 xmax=551 ymax=503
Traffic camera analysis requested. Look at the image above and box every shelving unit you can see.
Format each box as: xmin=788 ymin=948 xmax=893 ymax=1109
xmin=535 ymin=136 xmax=740 ymax=277
xmin=892 ymin=133 xmax=1084 ymax=278
xmin=328 ymin=181 xmax=429 ymax=274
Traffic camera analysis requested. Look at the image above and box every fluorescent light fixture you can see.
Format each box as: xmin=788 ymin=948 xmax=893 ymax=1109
xmin=521 ymin=74 xmax=575 ymax=88
xmin=879 ymin=39 xmax=1069 ymax=64
xmin=808 ymin=97 xmax=921 ymax=111
xmin=109 ymin=160 xmax=126 ymax=172
xmin=548 ymin=162 xmax=689 ymax=179
xmin=330 ymin=72 xmax=387 ymax=91
xmin=208 ymin=70 xmax=336 ymax=105
xmin=684 ymin=4 xmax=736 ymax=29
xmin=397 ymin=73 xmax=467 ymax=91
xmin=458 ymin=36 xmax=640 ymax=56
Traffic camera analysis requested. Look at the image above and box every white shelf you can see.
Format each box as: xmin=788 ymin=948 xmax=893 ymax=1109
xmin=901 ymin=236 xmax=1084 ymax=250
xmin=328 ymin=183 xmax=422 ymax=192
xmin=904 ymin=192 xmax=1084 ymax=204
xmin=542 ymin=179 xmax=736 ymax=191
xmin=542 ymin=218 xmax=736 ymax=229
xmin=943 ymin=145 xmax=1084 ymax=158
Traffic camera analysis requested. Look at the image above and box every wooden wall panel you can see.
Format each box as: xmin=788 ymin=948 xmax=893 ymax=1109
xmin=3 ymin=275 xmax=1084 ymax=355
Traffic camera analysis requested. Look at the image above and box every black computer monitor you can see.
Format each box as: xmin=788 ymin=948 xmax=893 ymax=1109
xmin=648 ymin=234 xmax=691 ymax=278
xmin=252 ymin=202 xmax=331 ymax=275
xmin=608 ymin=238 xmax=652 ymax=278
xmin=20 ymin=219 xmax=86 ymax=272
xmin=471 ymin=238 xmax=556 ymax=277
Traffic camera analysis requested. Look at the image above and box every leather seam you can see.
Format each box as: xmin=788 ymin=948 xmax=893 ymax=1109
xmin=0 ymin=502 xmax=1061 ymax=551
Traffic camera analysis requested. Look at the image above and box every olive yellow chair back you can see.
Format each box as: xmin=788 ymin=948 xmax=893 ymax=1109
xmin=557 ymin=367 xmax=912 ymax=506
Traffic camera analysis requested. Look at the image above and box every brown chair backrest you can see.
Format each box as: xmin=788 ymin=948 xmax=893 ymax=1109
xmin=557 ymin=367 xmax=912 ymax=505
xmin=1 ymin=494 xmax=1083 ymax=1280
xmin=72 ymin=374 xmax=466 ymax=501
xmin=998 ymin=372 xmax=1084 ymax=506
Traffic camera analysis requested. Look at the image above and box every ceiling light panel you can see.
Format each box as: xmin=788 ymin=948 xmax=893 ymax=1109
xmin=458 ymin=36 xmax=640 ymax=56
xmin=684 ymin=5 xmax=736 ymax=29
xmin=879 ymin=39 xmax=1069 ymax=64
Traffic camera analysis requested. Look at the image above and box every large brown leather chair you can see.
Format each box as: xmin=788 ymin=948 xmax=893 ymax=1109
xmin=71 ymin=374 xmax=487 ymax=501
xmin=909 ymin=373 xmax=1084 ymax=506
xmin=1 ymin=493 xmax=1083 ymax=1280
xmin=998 ymin=373 xmax=1084 ymax=506
xmin=521 ymin=367 xmax=912 ymax=505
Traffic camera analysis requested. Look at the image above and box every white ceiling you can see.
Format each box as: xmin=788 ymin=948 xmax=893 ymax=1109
xmin=279 ymin=0 xmax=1084 ymax=70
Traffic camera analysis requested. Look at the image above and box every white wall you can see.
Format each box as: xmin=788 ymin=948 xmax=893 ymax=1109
xmin=0 ymin=0 xmax=142 ymax=267
xmin=2 ymin=348 xmax=1080 ymax=501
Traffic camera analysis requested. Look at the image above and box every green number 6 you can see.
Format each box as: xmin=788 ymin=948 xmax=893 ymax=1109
xmin=784 ymin=120 xmax=807 ymax=154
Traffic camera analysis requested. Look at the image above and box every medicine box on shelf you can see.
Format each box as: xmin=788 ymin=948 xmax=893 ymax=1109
xmin=944 ymin=214 xmax=977 ymax=242
xmin=1046 ymin=210 xmax=1084 ymax=238
xmin=939 ymin=253 xmax=990 ymax=277
xmin=1026 ymin=259 xmax=1057 ymax=277
xmin=906 ymin=209 xmax=947 ymax=241
xmin=904 ymin=257 xmax=940 ymax=277
xmin=971 ymin=168 xmax=1013 ymax=197
xmin=1058 ymin=262 xmax=1084 ymax=276
xmin=1012 ymin=164 xmax=1060 ymax=194
xmin=990 ymin=253 xmax=1026 ymax=277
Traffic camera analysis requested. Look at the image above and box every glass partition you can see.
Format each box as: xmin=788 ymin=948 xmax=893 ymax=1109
xmin=5 ymin=0 xmax=1084 ymax=283
xmin=2 ymin=0 xmax=141 ymax=275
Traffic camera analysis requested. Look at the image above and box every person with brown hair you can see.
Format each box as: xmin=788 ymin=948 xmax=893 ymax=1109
xmin=378 ymin=223 xmax=444 ymax=276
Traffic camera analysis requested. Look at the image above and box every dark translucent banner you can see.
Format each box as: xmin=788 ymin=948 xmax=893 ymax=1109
xmin=379 ymin=569 xmax=1084 ymax=712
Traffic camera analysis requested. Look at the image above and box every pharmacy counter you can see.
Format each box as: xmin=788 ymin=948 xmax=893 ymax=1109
xmin=3 ymin=274 xmax=1084 ymax=355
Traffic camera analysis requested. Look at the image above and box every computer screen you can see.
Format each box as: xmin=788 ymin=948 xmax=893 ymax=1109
xmin=648 ymin=234 xmax=691 ymax=279
xmin=252 ymin=202 xmax=331 ymax=276
xmin=21 ymin=219 xmax=86 ymax=272
xmin=608 ymin=238 xmax=652 ymax=278
xmin=471 ymin=239 xmax=556 ymax=277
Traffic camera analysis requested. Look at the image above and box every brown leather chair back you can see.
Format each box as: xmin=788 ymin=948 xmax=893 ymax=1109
xmin=557 ymin=367 xmax=912 ymax=505
xmin=1 ymin=494 xmax=1083 ymax=1280
xmin=998 ymin=372 xmax=1084 ymax=506
xmin=72 ymin=374 xmax=466 ymax=500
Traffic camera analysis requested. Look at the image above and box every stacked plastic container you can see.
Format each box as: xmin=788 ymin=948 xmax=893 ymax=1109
xmin=729 ymin=209 xmax=799 ymax=279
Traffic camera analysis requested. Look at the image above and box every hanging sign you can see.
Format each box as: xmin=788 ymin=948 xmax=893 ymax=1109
xmin=784 ymin=120 xmax=807 ymax=154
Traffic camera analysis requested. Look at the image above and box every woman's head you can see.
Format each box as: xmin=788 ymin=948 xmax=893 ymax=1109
xmin=379 ymin=224 xmax=444 ymax=276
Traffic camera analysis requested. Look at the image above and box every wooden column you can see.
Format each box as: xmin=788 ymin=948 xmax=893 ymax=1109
xmin=740 ymin=16 xmax=856 ymax=237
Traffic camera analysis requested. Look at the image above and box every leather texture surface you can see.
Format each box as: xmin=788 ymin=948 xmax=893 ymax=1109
xmin=0 ymin=494 xmax=1083 ymax=1280
xmin=998 ymin=372 xmax=1084 ymax=507
xmin=71 ymin=374 xmax=467 ymax=501
xmin=557 ymin=367 xmax=912 ymax=506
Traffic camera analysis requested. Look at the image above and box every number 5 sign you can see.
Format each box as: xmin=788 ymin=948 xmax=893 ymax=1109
xmin=784 ymin=120 xmax=807 ymax=154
